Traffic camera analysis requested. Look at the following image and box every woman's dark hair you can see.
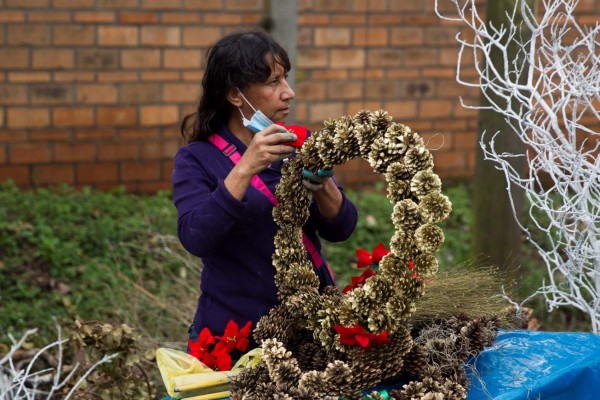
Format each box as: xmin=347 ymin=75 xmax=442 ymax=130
xmin=181 ymin=28 xmax=291 ymax=143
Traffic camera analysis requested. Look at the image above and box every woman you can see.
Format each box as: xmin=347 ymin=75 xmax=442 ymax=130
xmin=173 ymin=28 xmax=358 ymax=350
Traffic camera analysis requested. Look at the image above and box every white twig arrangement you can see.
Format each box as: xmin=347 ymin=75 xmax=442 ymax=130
xmin=0 ymin=327 xmax=118 ymax=400
xmin=435 ymin=0 xmax=600 ymax=332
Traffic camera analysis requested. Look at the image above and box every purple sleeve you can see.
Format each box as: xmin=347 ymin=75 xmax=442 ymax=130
xmin=172 ymin=146 xmax=247 ymax=257
xmin=311 ymin=186 xmax=358 ymax=242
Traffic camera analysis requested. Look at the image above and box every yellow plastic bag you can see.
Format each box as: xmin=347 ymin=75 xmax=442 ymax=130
xmin=156 ymin=348 xmax=262 ymax=399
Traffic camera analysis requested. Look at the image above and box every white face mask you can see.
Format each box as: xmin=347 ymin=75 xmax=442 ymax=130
xmin=236 ymin=89 xmax=274 ymax=133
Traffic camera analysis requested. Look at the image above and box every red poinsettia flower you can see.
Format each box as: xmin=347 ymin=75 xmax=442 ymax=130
xmin=334 ymin=323 xmax=390 ymax=350
xmin=356 ymin=242 xmax=391 ymax=268
xmin=277 ymin=123 xmax=309 ymax=149
xmin=188 ymin=327 xmax=215 ymax=361
xmin=211 ymin=348 xmax=233 ymax=371
xmin=343 ymin=268 xmax=376 ymax=293
xmin=215 ymin=320 xmax=252 ymax=353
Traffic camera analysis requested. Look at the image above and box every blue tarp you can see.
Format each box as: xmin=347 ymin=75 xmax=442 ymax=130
xmin=163 ymin=330 xmax=600 ymax=399
xmin=465 ymin=329 xmax=600 ymax=399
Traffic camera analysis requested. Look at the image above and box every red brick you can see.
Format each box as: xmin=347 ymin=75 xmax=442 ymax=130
xmin=141 ymin=26 xmax=181 ymax=46
xmin=29 ymin=129 xmax=71 ymax=141
xmin=298 ymin=15 xmax=329 ymax=26
xmin=226 ymin=0 xmax=261 ymax=11
xmin=119 ymin=12 xmax=159 ymax=24
xmin=182 ymin=71 xmax=203 ymax=81
xmin=9 ymin=143 xmax=52 ymax=164
xmin=327 ymin=81 xmax=363 ymax=100
xmin=120 ymin=161 xmax=160 ymax=181
xmin=140 ymin=139 xmax=180 ymax=159
xmin=140 ymin=105 xmax=179 ymax=126
xmin=143 ymin=0 xmax=182 ymax=9
xmin=0 ymin=145 xmax=5 ymax=164
xmin=98 ymin=71 xmax=138 ymax=82
xmin=32 ymin=49 xmax=74 ymax=69
xmin=353 ymin=28 xmax=388 ymax=46
xmin=314 ymin=0 xmax=352 ymax=12
xmin=28 ymin=11 xmax=71 ymax=22
xmin=183 ymin=27 xmax=222 ymax=47
xmin=53 ymin=25 xmax=96 ymax=45
xmin=163 ymin=49 xmax=202 ymax=69
xmin=98 ymin=26 xmax=138 ymax=47
xmin=32 ymin=165 xmax=75 ymax=185
xmin=0 ymin=166 xmax=30 ymax=186
xmin=425 ymin=27 xmax=460 ymax=46
xmin=0 ymin=85 xmax=28 ymax=105
xmin=121 ymin=49 xmax=161 ymax=69
xmin=31 ymin=85 xmax=72 ymax=105
xmin=311 ymin=70 xmax=348 ymax=80
xmin=121 ymin=83 xmax=161 ymax=103
xmin=184 ymin=0 xmax=222 ymax=10
xmin=161 ymin=13 xmax=202 ymax=24
xmin=390 ymin=0 xmax=424 ymax=11
xmin=53 ymin=107 xmax=95 ymax=127
xmin=331 ymin=14 xmax=365 ymax=25
xmin=141 ymin=71 xmax=181 ymax=81
xmin=161 ymin=159 xmax=174 ymax=178
xmin=404 ymin=15 xmax=439 ymax=25
xmin=350 ymin=69 xmax=385 ymax=79
xmin=8 ymin=108 xmax=50 ymax=128
xmin=390 ymin=27 xmax=425 ymax=47
xmin=8 ymin=72 xmax=52 ymax=83
xmin=314 ymin=28 xmax=351 ymax=46
xmin=308 ymin=102 xmax=344 ymax=124
xmin=0 ymin=11 xmax=25 ymax=23
xmin=0 ymin=109 xmax=3 ymax=129
xmin=8 ymin=25 xmax=51 ymax=46
xmin=0 ymin=49 xmax=29 ymax=69
xmin=97 ymin=107 xmax=138 ymax=127
xmin=53 ymin=0 xmax=95 ymax=8
xmin=369 ymin=15 xmax=403 ymax=25
xmin=423 ymin=68 xmax=455 ymax=78
xmin=0 ymin=130 xmax=28 ymax=142
xmin=74 ymin=129 xmax=116 ymax=139
xmin=163 ymin=83 xmax=201 ymax=103
xmin=297 ymin=49 xmax=328 ymax=68
xmin=76 ymin=84 xmax=118 ymax=104
xmin=382 ymin=100 xmax=418 ymax=120
xmin=97 ymin=0 xmax=138 ymax=7
xmin=202 ymin=13 xmax=242 ymax=25
xmin=5 ymin=0 xmax=48 ymax=7
xmin=119 ymin=128 xmax=160 ymax=139
xmin=74 ymin=11 xmax=116 ymax=23
xmin=419 ymin=100 xmax=453 ymax=118
xmin=98 ymin=142 xmax=138 ymax=160
xmin=76 ymin=162 xmax=118 ymax=183
xmin=54 ymin=71 xmax=95 ymax=82
xmin=331 ymin=49 xmax=365 ymax=68
xmin=366 ymin=80 xmax=402 ymax=99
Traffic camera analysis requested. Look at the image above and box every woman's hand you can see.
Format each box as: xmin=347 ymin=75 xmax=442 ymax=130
xmin=224 ymin=124 xmax=296 ymax=201
xmin=239 ymin=124 xmax=297 ymax=177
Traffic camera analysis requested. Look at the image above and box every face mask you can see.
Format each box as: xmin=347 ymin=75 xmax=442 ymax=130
xmin=237 ymin=89 xmax=274 ymax=133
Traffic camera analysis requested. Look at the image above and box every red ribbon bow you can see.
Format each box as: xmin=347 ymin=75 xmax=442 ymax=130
xmin=356 ymin=242 xmax=391 ymax=268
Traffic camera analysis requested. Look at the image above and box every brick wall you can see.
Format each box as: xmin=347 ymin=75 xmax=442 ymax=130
xmin=1 ymin=0 xmax=599 ymax=191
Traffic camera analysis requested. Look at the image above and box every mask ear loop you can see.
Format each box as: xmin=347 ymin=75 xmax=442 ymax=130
xmin=236 ymin=87 xmax=258 ymax=114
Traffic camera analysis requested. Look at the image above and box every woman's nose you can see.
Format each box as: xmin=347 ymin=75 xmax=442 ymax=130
xmin=282 ymin=80 xmax=295 ymax=100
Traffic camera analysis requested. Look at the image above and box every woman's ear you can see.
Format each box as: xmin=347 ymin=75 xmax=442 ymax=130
xmin=226 ymin=87 xmax=243 ymax=108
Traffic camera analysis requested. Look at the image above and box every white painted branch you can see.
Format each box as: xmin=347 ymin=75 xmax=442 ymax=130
xmin=435 ymin=0 xmax=600 ymax=332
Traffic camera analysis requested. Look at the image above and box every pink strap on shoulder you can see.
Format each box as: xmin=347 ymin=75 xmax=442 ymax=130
xmin=208 ymin=133 xmax=333 ymax=281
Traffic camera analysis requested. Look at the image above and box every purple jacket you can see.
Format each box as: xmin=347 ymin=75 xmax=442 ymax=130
xmin=173 ymin=125 xmax=358 ymax=341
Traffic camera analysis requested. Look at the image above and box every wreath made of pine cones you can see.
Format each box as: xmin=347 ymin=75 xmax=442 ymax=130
xmin=230 ymin=110 xmax=499 ymax=400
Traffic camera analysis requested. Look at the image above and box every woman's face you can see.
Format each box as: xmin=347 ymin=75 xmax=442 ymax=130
xmin=239 ymin=55 xmax=295 ymax=124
